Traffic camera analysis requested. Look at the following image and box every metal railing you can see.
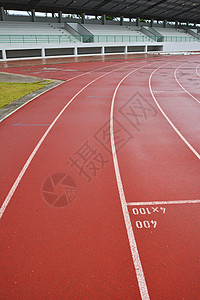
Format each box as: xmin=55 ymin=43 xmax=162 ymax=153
xmin=83 ymin=35 xmax=153 ymax=43
xmin=141 ymin=26 xmax=164 ymax=42
xmin=0 ymin=34 xmax=82 ymax=44
xmin=0 ymin=34 xmax=153 ymax=44
xmin=185 ymin=28 xmax=200 ymax=41
xmin=163 ymin=36 xmax=198 ymax=42
xmin=0 ymin=34 xmax=198 ymax=44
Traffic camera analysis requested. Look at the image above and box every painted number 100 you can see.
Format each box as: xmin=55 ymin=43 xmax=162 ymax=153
xmin=132 ymin=208 xmax=152 ymax=215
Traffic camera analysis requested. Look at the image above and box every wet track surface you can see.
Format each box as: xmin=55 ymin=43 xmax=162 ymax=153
xmin=0 ymin=54 xmax=200 ymax=299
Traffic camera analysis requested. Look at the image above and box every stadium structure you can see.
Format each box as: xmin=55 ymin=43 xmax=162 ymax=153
xmin=0 ymin=0 xmax=200 ymax=60
xmin=0 ymin=2 xmax=200 ymax=300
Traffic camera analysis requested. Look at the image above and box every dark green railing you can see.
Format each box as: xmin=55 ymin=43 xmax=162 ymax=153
xmin=1 ymin=33 xmax=198 ymax=44
xmin=83 ymin=35 xmax=152 ymax=43
xmin=163 ymin=36 xmax=198 ymax=42
xmin=0 ymin=34 xmax=82 ymax=44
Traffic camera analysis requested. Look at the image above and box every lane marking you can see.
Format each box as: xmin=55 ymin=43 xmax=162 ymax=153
xmin=196 ymin=64 xmax=200 ymax=77
xmin=127 ymin=200 xmax=200 ymax=206
xmin=0 ymin=60 xmax=131 ymax=123
xmin=64 ymin=61 xmax=125 ymax=83
xmin=87 ymin=96 xmax=110 ymax=98
xmin=174 ymin=62 xmax=200 ymax=104
xmin=149 ymin=63 xmax=200 ymax=161
xmin=0 ymin=60 xmax=149 ymax=220
xmin=0 ymin=81 xmax=63 ymax=123
xmin=153 ymin=90 xmax=185 ymax=93
xmin=13 ymin=122 xmax=50 ymax=126
xmin=58 ymin=57 xmax=152 ymax=84
xmin=110 ymin=63 xmax=155 ymax=300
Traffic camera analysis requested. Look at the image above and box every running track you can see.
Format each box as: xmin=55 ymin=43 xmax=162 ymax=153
xmin=0 ymin=55 xmax=200 ymax=299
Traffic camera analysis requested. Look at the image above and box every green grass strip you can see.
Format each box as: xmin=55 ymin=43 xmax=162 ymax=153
xmin=0 ymin=80 xmax=51 ymax=109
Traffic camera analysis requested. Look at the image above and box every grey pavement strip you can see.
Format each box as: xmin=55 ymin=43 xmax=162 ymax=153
xmin=0 ymin=73 xmax=63 ymax=122
xmin=0 ymin=71 xmax=45 ymax=83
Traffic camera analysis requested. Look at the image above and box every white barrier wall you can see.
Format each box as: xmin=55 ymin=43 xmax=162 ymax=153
xmin=1 ymin=40 xmax=200 ymax=60
xmin=0 ymin=42 xmax=162 ymax=60
xmin=163 ymin=42 xmax=200 ymax=52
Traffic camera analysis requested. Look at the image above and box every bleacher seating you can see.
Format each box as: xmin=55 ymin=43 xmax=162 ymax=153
xmin=82 ymin=24 xmax=151 ymax=42
xmin=0 ymin=21 xmax=198 ymax=45
xmin=0 ymin=21 xmax=80 ymax=44
xmin=153 ymin=27 xmax=197 ymax=41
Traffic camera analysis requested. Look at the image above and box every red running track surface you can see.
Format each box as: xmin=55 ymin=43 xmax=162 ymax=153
xmin=0 ymin=55 xmax=200 ymax=299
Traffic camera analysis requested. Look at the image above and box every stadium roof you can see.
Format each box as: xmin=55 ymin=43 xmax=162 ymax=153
xmin=1 ymin=0 xmax=200 ymax=23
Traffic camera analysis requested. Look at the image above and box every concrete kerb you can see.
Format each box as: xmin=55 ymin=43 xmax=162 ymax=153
xmin=0 ymin=72 xmax=63 ymax=122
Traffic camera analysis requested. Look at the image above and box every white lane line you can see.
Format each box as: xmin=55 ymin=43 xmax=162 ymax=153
xmin=127 ymin=200 xmax=200 ymax=206
xmin=0 ymin=60 xmax=148 ymax=220
xmin=0 ymin=81 xmax=63 ymax=123
xmin=153 ymin=90 xmax=169 ymax=93
xmin=196 ymin=64 xmax=200 ymax=77
xmin=110 ymin=63 xmax=155 ymax=300
xmin=174 ymin=62 xmax=200 ymax=104
xmin=149 ymin=63 xmax=200 ymax=161
xmin=64 ymin=60 xmax=129 ymax=83
xmin=0 ymin=60 xmax=130 ymax=123
xmin=153 ymin=90 xmax=185 ymax=94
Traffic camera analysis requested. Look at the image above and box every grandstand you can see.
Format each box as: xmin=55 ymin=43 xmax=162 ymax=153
xmin=1 ymin=1 xmax=200 ymax=300
xmin=82 ymin=24 xmax=151 ymax=42
xmin=0 ymin=1 xmax=200 ymax=60
xmin=0 ymin=21 xmax=81 ymax=44
xmin=152 ymin=27 xmax=197 ymax=42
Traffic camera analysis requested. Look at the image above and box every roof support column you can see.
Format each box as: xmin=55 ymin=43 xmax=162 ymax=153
xmin=136 ymin=17 xmax=139 ymax=27
xmin=175 ymin=21 xmax=178 ymax=28
xmin=120 ymin=15 xmax=124 ymax=26
xmin=31 ymin=9 xmax=35 ymax=22
xmin=81 ymin=13 xmax=85 ymax=24
xmin=102 ymin=14 xmax=106 ymax=25
xmin=163 ymin=20 xmax=166 ymax=28
xmin=0 ymin=6 xmax=5 ymax=21
xmin=58 ymin=11 xmax=62 ymax=23
xmin=150 ymin=19 xmax=154 ymax=27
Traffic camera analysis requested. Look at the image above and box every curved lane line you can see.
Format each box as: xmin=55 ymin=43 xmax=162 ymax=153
xmin=149 ymin=63 xmax=200 ymax=160
xmin=110 ymin=64 xmax=154 ymax=300
xmin=196 ymin=64 xmax=200 ymax=77
xmin=0 ymin=60 xmax=151 ymax=220
xmin=110 ymin=59 xmax=200 ymax=299
xmin=0 ymin=60 xmax=130 ymax=123
xmin=174 ymin=62 xmax=200 ymax=104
